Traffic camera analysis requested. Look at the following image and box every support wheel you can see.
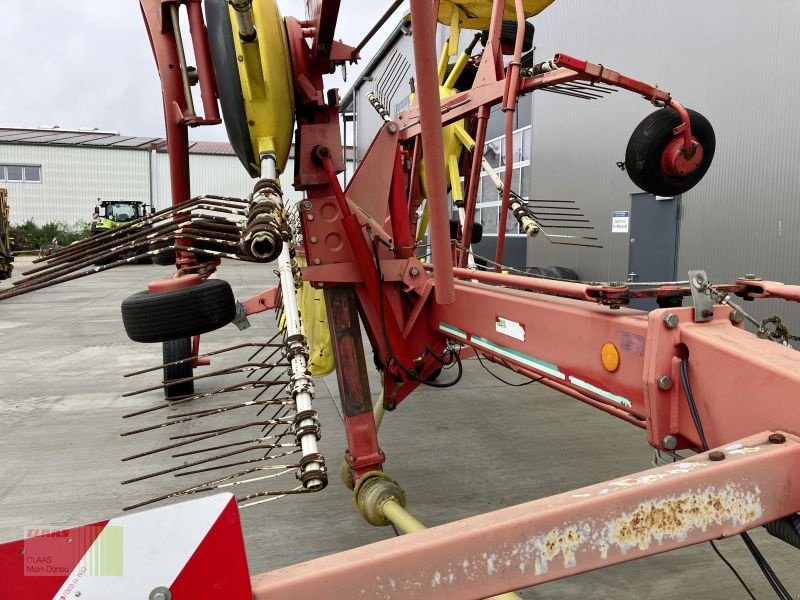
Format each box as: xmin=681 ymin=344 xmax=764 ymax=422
xmin=443 ymin=62 xmax=478 ymax=91
xmin=544 ymin=266 xmax=579 ymax=281
xmin=425 ymin=367 xmax=443 ymax=382
xmin=480 ymin=20 xmax=535 ymax=54
xmin=625 ymin=108 xmax=715 ymax=196
xmin=163 ymin=337 xmax=194 ymax=399
xmin=121 ymin=279 xmax=236 ymax=343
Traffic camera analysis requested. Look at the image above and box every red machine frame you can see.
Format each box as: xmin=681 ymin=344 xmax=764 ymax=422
xmin=139 ymin=0 xmax=800 ymax=596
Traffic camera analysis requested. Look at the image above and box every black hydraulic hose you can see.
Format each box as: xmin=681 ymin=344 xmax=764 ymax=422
xmin=680 ymin=357 xmax=793 ymax=600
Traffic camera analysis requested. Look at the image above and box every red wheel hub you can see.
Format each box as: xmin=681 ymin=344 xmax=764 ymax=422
xmin=147 ymin=273 xmax=203 ymax=294
xmin=661 ymin=136 xmax=704 ymax=177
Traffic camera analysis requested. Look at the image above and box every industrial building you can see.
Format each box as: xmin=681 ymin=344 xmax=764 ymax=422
xmin=0 ymin=127 xmax=304 ymax=227
xmin=343 ymin=0 xmax=800 ymax=328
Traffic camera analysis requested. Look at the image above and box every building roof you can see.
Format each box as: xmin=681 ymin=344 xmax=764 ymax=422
xmin=0 ymin=127 xmax=355 ymax=160
xmin=0 ymin=127 xmax=236 ymax=156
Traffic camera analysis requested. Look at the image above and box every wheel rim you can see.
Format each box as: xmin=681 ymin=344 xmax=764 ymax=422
xmin=660 ymin=136 xmax=704 ymax=177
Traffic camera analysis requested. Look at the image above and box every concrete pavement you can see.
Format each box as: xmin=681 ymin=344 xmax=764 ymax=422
xmin=1 ymin=256 xmax=797 ymax=599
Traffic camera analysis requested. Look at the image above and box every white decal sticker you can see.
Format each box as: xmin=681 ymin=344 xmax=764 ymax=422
xmin=495 ymin=316 xmax=525 ymax=341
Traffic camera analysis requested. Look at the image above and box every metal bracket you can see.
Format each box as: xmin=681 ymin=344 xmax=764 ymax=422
xmin=231 ymin=301 xmax=252 ymax=330
xmin=688 ymin=270 xmax=714 ymax=322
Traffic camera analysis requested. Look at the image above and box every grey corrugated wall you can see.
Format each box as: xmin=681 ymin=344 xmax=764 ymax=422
xmin=526 ymin=0 xmax=800 ymax=330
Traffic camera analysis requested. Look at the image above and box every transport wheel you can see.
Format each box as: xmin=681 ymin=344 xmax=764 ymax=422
xmin=425 ymin=367 xmax=443 ymax=382
xmin=120 ymin=279 xmax=236 ymax=343
xmin=443 ymin=62 xmax=478 ymax=91
xmin=163 ymin=337 xmax=194 ymax=399
xmin=481 ymin=20 xmax=535 ymax=53
xmin=625 ymin=108 xmax=715 ymax=196
xmin=151 ymin=244 xmax=176 ymax=266
xmin=544 ymin=266 xmax=579 ymax=281
xmin=152 ymin=252 xmax=175 ymax=266
xmin=94 ymin=251 xmax=119 ymax=266
xmin=448 ymin=220 xmax=483 ymax=243
xmin=132 ymin=246 xmax=152 ymax=265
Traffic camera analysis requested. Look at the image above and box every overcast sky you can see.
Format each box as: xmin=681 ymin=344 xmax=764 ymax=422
xmin=0 ymin=1 xmax=406 ymax=142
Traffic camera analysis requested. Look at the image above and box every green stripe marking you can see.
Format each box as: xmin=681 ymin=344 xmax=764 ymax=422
xmin=470 ymin=336 xmax=565 ymax=380
xmin=439 ymin=322 xmax=467 ymax=339
xmin=568 ymin=376 xmax=632 ymax=408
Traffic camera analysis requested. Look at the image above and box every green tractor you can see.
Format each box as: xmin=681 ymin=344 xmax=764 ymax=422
xmin=91 ymin=199 xmax=156 ymax=264
xmin=91 ymin=199 xmax=153 ymax=235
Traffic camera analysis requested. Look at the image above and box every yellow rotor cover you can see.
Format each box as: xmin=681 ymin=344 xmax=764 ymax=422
xmin=229 ymin=0 xmax=295 ymax=173
xmin=438 ymin=0 xmax=555 ymax=30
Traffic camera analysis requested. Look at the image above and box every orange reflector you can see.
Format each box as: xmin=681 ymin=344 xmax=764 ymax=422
xmin=601 ymin=343 xmax=620 ymax=372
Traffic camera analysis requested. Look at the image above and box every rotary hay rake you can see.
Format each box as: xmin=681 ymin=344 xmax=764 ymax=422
xmin=4 ymin=0 xmax=800 ymax=599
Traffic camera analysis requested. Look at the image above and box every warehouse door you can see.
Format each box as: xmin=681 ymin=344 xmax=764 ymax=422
xmin=627 ymin=193 xmax=680 ymax=311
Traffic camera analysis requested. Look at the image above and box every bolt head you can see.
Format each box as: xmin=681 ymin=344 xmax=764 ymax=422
xmin=744 ymin=273 xmax=757 ymax=280
xmin=701 ymin=309 xmax=714 ymax=318
xmin=309 ymin=236 xmax=318 ymax=243
xmin=387 ymin=123 xmax=398 ymax=134
xmin=657 ymin=375 xmax=673 ymax=390
xmin=768 ymin=433 xmax=786 ymax=444
xmin=729 ymin=311 xmax=744 ymax=324
xmin=149 ymin=588 xmax=172 ymax=600
xmin=313 ymin=258 xmax=321 ymax=265
xmin=693 ymin=273 xmax=705 ymax=285
xmin=301 ymin=201 xmax=312 ymax=211
xmin=663 ymin=313 xmax=679 ymax=329
xmin=307 ymin=214 xmax=315 ymax=221
xmin=662 ymin=435 xmax=678 ymax=450
xmin=708 ymin=450 xmax=726 ymax=461
xmin=409 ymin=266 xmax=419 ymax=277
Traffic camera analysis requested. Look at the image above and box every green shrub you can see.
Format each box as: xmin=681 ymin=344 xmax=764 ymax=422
xmin=9 ymin=220 xmax=90 ymax=249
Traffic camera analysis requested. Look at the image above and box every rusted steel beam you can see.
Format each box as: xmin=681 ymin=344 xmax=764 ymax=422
xmin=251 ymin=431 xmax=800 ymax=599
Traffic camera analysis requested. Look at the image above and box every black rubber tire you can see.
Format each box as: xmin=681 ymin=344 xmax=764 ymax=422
xmin=442 ymin=62 xmax=478 ymax=91
xmin=131 ymin=246 xmax=152 ymax=265
xmin=205 ymin=0 xmax=259 ymax=176
xmin=544 ymin=265 xmax=579 ymax=281
xmin=425 ymin=367 xmax=443 ymax=382
xmin=526 ymin=266 xmax=546 ymax=277
xmin=625 ymin=108 xmax=715 ymax=196
xmin=121 ymin=279 xmax=236 ymax=343
xmin=471 ymin=222 xmax=483 ymax=244
xmin=448 ymin=220 xmax=483 ymax=244
xmin=152 ymin=249 xmax=176 ymax=266
xmin=94 ymin=252 xmax=118 ymax=266
xmin=480 ymin=20 xmax=535 ymax=53
xmin=163 ymin=337 xmax=194 ymax=398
